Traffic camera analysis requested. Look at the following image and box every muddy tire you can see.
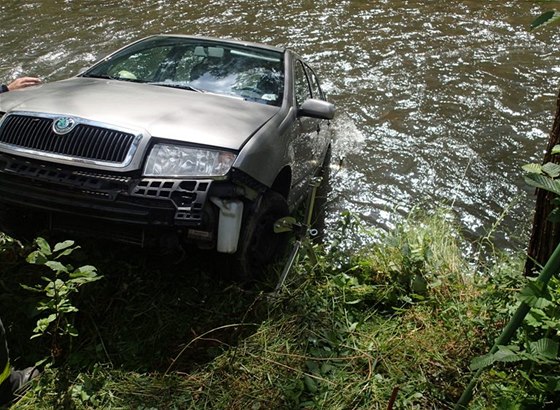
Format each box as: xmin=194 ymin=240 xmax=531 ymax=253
xmin=235 ymin=191 xmax=290 ymax=281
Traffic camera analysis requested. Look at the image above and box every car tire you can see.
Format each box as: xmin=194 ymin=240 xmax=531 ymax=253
xmin=235 ymin=190 xmax=290 ymax=281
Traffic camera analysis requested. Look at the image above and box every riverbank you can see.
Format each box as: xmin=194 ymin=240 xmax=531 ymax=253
xmin=0 ymin=209 xmax=552 ymax=409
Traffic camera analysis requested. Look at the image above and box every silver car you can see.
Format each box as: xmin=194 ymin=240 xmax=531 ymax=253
xmin=0 ymin=35 xmax=334 ymax=277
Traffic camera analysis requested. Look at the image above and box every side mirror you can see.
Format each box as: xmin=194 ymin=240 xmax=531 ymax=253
xmin=298 ymin=98 xmax=335 ymax=120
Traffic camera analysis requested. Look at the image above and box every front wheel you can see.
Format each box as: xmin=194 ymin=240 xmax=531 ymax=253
xmin=235 ymin=191 xmax=290 ymax=281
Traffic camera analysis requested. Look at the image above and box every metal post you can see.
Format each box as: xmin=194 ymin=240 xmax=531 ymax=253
xmin=273 ymin=177 xmax=322 ymax=294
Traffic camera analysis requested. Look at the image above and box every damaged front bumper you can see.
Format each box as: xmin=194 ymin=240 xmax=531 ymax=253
xmin=0 ymin=153 xmax=247 ymax=251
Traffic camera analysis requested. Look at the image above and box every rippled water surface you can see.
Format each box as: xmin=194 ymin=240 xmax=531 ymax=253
xmin=2 ymin=1 xmax=560 ymax=248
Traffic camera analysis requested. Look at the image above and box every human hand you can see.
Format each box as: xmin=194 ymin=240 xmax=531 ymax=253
xmin=7 ymin=77 xmax=42 ymax=91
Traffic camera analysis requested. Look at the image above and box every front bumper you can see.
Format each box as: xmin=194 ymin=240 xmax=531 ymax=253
xmin=0 ymin=153 xmax=226 ymax=247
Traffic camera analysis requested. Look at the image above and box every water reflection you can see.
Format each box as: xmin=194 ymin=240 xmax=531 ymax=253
xmin=2 ymin=0 xmax=560 ymax=249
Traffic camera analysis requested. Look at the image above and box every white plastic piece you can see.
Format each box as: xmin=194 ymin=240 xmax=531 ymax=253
xmin=210 ymin=197 xmax=244 ymax=254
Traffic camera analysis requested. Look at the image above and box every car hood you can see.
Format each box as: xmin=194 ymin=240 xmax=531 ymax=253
xmin=0 ymin=77 xmax=279 ymax=150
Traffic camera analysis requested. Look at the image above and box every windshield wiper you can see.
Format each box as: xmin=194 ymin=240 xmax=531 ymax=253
xmin=147 ymin=82 xmax=205 ymax=93
xmin=82 ymin=73 xmax=142 ymax=83
xmin=81 ymin=73 xmax=116 ymax=80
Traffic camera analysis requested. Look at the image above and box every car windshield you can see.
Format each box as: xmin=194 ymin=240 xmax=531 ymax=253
xmin=82 ymin=37 xmax=285 ymax=106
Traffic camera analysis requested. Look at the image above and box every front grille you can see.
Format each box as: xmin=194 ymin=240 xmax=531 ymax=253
xmin=0 ymin=114 xmax=136 ymax=164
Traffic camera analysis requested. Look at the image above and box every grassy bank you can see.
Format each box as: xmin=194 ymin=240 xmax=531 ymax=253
xmin=0 ymin=209 xmax=554 ymax=409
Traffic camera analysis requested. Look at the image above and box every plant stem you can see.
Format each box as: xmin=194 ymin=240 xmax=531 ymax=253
xmin=455 ymin=241 xmax=560 ymax=408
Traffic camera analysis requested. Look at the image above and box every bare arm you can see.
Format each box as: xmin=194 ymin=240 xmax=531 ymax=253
xmin=6 ymin=77 xmax=42 ymax=91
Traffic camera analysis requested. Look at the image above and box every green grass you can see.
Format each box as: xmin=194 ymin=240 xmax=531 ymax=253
xmin=0 ymin=208 xmax=551 ymax=409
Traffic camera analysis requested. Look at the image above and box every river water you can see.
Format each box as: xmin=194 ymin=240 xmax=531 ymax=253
xmin=1 ymin=1 xmax=559 ymax=249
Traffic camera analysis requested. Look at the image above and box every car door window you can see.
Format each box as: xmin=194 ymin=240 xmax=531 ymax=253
xmin=306 ymin=66 xmax=325 ymax=101
xmin=294 ymin=60 xmax=311 ymax=107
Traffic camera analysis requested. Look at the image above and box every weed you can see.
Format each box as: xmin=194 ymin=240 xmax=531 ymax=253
xmin=339 ymin=207 xmax=467 ymax=309
xmin=21 ymin=237 xmax=102 ymax=365
xmin=0 ymin=208 xmax=550 ymax=409
xmin=471 ymin=273 xmax=560 ymax=408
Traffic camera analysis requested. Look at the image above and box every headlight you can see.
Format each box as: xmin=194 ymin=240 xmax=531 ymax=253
xmin=143 ymin=143 xmax=236 ymax=177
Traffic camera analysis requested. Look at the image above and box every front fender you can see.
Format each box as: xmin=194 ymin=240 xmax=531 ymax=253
xmin=233 ymin=106 xmax=295 ymax=189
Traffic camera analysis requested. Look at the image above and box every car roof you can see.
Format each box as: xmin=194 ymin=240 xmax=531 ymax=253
xmin=148 ymin=34 xmax=287 ymax=54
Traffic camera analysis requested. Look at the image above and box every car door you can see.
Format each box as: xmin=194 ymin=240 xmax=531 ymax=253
xmin=291 ymin=60 xmax=321 ymax=197
xmin=304 ymin=64 xmax=331 ymax=169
